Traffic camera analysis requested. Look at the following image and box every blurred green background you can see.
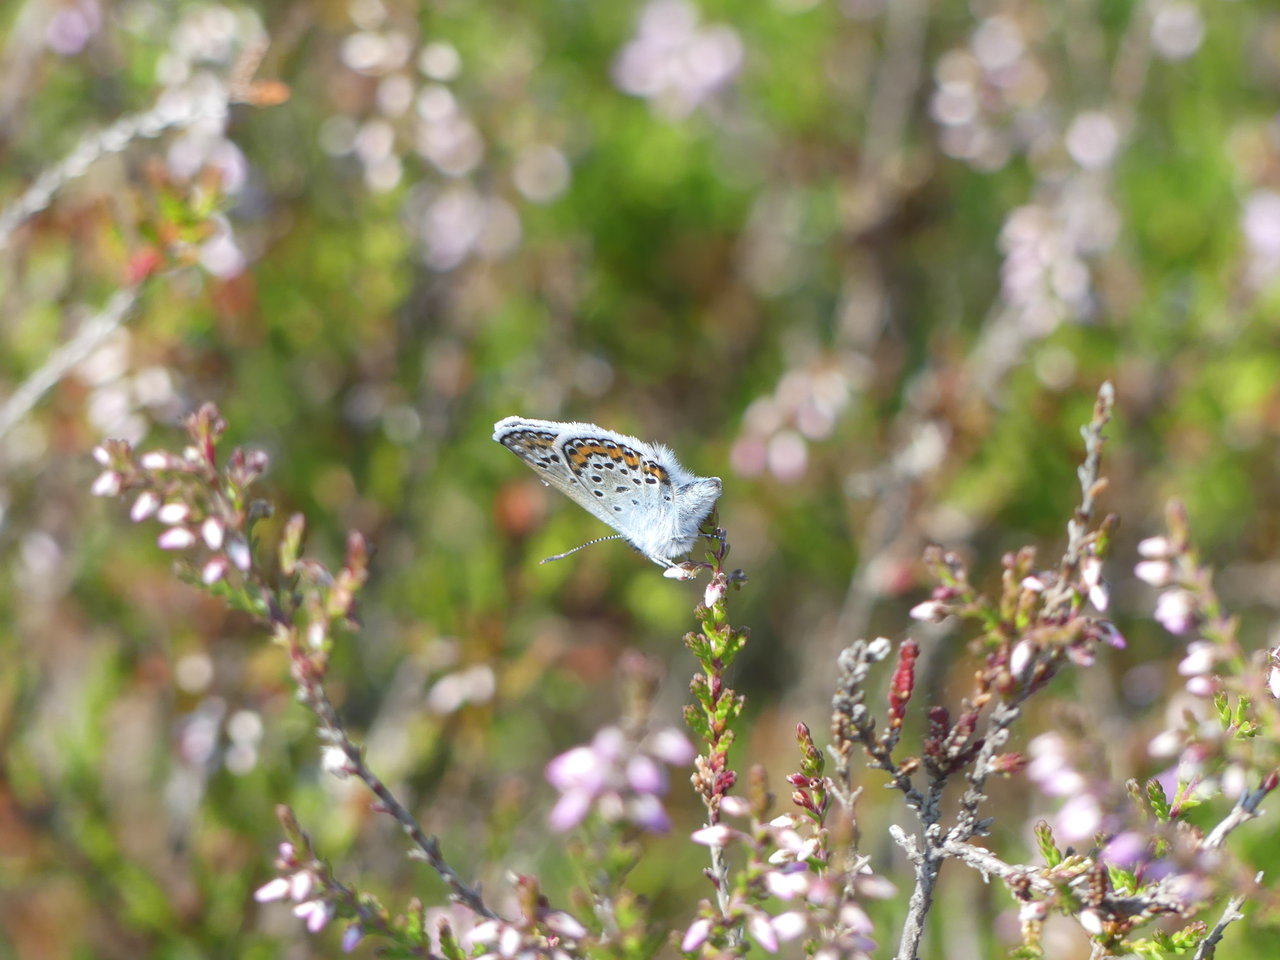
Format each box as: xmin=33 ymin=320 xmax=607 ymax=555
xmin=4 ymin=0 xmax=1280 ymax=956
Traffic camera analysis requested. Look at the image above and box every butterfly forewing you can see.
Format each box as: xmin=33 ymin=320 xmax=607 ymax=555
xmin=495 ymin=421 xmax=632 ymax=534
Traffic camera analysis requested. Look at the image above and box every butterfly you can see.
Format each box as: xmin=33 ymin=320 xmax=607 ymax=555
xmin=493 ymin=416 xmax=722 ymax=576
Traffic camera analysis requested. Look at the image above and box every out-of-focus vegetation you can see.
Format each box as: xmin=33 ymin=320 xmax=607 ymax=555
xmin=3 ymin=0 xmax=1280 ymax=956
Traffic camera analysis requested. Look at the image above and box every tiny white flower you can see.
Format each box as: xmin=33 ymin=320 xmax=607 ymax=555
xmin=140 ymin=451 xmax=172 ymax=470
xmin=1177 ymin=641 xmax=1215 ymax=676
xmin=91 ymin=471 xmax=122 ymax=497
xmin=771 ymin=911 xmax=807 ymax=942
xmin=254 ymin=877 xmax=290 ymax=902
xmin=909 ymin=600 xmax=947 ymax=622
xmin=543 ymin=911 xmax=587 ymax=940
xmin=157 ymin=502 xmax=191 ymax=524
xmin=690 ymin=824 xmax=737 ymax=847
xmin=1010 ymin=639 xmax=1035 ymax=679
xmin=1135 ymin=560 xmax=1173 ymax=586
xmin=93 ymin=445 xmax=112 ymax=465
xmin=1079 ymin=909 xmax=1104 ymax=936
xmin=681 ymin=918 xmax=712 ymax=952
xmin=1137 ymin=536 xmax=1173 ymax=558
xmin=321 ymin=745 xmax=351 ymax=778
xmin=202 ymin=555 xmax=229 ymax=585
xmin=202 ymin=516 xmax=225 ymax=549
xmin=289 ymin=870 xmax=314 ymax=902
xmin=131 ymin=490 xmax=161 ymax=521
xmin=227 ymin=537 xmax=251 ymax=571
xmin=866 ymin=636 xmax=892 ymax=660
xmin=157 ymin=527 xmax=197 ymax=550
xmin=294 ymin=899 xmax=333 ymax=933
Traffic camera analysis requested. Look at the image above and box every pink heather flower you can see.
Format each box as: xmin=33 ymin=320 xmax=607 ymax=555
xmin=764 ymin=865 xmax=812 ymax=900
xmin=139 ymin=451 xmax=173 ymax=470
xmin=289 ymin=870 xmax=315 ymax=902
xmin=1009 ymin=639 xmax=1035 ymax=679
xmin=294 ymin=899 xmax=333 ymax=933
xmin=770 ymin=911 xmax=807 ymax=942
xmin=543 ymin=911 xmax=588 ymax=940
xmin=704 ymin=578 xmax=726 ymax=607
xmin=1019 ymin=900 xmax=1048 ymax=923
xmin=202 ymin=555 xmax=229 ymax=585
xmin=1021 ymin=575 xmax=1046 ymax=592
xmin=1081 ymin=557 xmax=1108 ymax=611
xmin=1079 ymin=909 xmax=1104 ymax=936
xmin=254 ymin=877 xmax=291 ymax=902
xmin=342 ymin=925 xmax=364 ymax=952
xmin=546 ymin=725 xmax=685 ymax=833
xmin=866 ymin=637 xmax=892 ymax=660
xmin=909 ymin=600 xmax=947 ymax=622
xmin=1138 ymin=536 xmax=1173 ymax=558
xmin=157 ymin=502 xmax=191 ymax=524
xmin=839 ymin=902 xmax=874 ymax=934
xmin=202 ymin=517 xmax=226 ymax=550
xmin=1097 ymin=622 xmax=1126 ymax=649
xmin=1134 ymin=560 xmax=1174 ymax=587
xmin=719 ymin=794 xmax=751 ymax=818
xmin=157 ymin=527 xmax=197 ymax=550
xmin=1185 ymin=675 xmax=1215 ymax=697
xmin=625 ymin=755 xmax=665 ymax=794
xmin=645 ymin=727 xmax=695 ymax=765
xmin=1055 ymin=793 xmax=1103 ymax=842
xmin=92 ymin=445 xmax=112 ymax=466
xmin=691 ymin=824 xmax=738 ymax=846
xmin=747 ymin=911 xmax=779 ymax=952
xmin=682 ymin=918 xmax=713 ymax=952
xmin=227 ymin=537 xmax=252 ymax=571
xmin=1154 ymin=589 xmax=1195 ymax=635
xmin=131 ymin=491 xmax=161 ymax=521
xmin=1100 ymin=831 xmax=1147 ymax=868
xmin=1026 ymin=733 xmax=1085 ymax=797
xmin=1177 ymin=641 xmax=1215 ymax=676
xmin=627 ymin=793 xmax=670 ymax=832
xmin=1269 ymin=661 xmax=1280 ymax=700
xmin=549 ymin=786 xmax=595 ymax=831
xmin=91 ymin=471 xmax=122 ymax=497
xmin=322 ymin=745 xmax=352 ymax=778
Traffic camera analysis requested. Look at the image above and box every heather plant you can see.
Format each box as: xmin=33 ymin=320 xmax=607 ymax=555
xmin=9 ymin=1 xmax=1280 ymax=958
xmin=86 ymin=382 xmax=1277 ymax=959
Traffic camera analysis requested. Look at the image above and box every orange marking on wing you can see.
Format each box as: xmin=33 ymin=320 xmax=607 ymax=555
xmin=643 ymin=462 xmax=669 ymax=482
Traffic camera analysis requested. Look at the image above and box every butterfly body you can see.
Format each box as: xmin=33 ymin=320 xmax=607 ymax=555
xmin=493 ymin=416 xmax=722 ymax=569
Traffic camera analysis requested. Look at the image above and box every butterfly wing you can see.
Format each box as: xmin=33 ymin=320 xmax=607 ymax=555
xmin=555 ymin=431 xmax=681 ymax=563
xmin=493 ymin=417 xmax=683 ymax=565
xmin=493 ymin=417 xmax=636 ymax=536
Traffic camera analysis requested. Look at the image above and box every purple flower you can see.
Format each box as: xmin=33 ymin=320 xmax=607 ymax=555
xmin=682 ymin=917 xmax=713 ymax=952
xmin=1154 ymin=589 xmax=1195 ymax=635
xmin=293 ymin=899 xmax=333 ymax=933
xmin=1100 ymin=831 xmax=1147 ymax=869
xmin=545 ymin=724 xmax=692 ymax=833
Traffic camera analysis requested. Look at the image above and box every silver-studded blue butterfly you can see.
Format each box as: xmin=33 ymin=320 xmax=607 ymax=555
xmin=493 ymin=417 xmax=722 ymax=576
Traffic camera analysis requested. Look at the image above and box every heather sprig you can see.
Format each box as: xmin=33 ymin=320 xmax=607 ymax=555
xmin=94 ymin=403 xmax=498 ymax=942
xmin=681 ymin=516 xmax=749 ymax=924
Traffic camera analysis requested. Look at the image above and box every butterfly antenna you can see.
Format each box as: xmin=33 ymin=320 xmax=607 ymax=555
xmin=540 ymin=535 xmax=626 ymax=564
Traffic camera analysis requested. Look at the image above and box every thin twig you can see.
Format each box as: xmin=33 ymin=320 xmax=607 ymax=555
xmin=0 ymin=286 xmax=142 ymax=443
xmin=299 ymin=660 xmax=498 ymax=921
xmin=0 ymin=89 xmax=229 ymax=250
xmin=1193 ymin=891 xmax=1249 ymax=960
